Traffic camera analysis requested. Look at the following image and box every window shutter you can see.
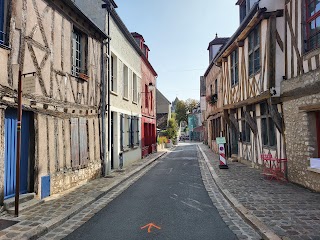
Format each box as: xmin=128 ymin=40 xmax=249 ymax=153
xmin=79 ymin=118 xmax=88 ymax=167
xmin=136 ymin=117 xmax=140 ymax=146
xmin=130 ymin=116 xmax=134 ymax=147
xmin=71 ymin=118 xmax=79 ymax=168
xmin=120 ymin=114 xmax=124 ymax=151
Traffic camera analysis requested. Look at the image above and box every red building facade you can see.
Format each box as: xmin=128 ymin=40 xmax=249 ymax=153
xmin=132 ymin=33 xmax=157 ymax=158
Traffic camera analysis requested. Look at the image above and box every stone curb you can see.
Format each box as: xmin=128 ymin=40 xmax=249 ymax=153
xmin=16 ymin=151 xmax=168 ymax=240
xmin=198 ymin=145 xmax=282 ymax=240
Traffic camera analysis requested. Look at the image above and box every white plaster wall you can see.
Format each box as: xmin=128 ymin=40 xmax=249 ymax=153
xmin=260 ymin=0 xmax=285 ymax=11
xmin=109 ymin=16 xmax=141 ymax=115
xmin=0 ymin=48 xmax=9 ymax=87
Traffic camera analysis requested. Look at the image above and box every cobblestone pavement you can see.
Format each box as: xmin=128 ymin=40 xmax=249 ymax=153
xmin=199 ymin=144 xmax=320 ymax=240
xmin=0 ymin=151 xmax=167 ymax=240
xmin=197 ymin=148 xmax=262 ymax=240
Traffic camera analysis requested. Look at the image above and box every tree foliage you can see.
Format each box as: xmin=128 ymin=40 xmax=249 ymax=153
xmin=167 ymin=118 xmax=178 ymax=140
xmin=185 ymin=98 xmax=200 ymax=113
xmin=175 ymin=100 xmax=187 ymax=124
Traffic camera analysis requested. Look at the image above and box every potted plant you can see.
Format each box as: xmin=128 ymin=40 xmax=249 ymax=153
xmin=206 ymin=94 xmax=218 ymax=106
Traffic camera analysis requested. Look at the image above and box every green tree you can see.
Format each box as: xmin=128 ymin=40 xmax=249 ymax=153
xmin=175 ymin=100 xmax=187 ymax=124
xmin=185 ymin=98 xmax=199 ymax=113
xmin=167 ymin=118 xmax=178 ymax=140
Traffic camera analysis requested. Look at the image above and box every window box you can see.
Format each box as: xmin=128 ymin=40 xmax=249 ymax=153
xmin=206 ymin=94 xmax=218 ymax=106
xmin=78 ymin=73 xmax=89 ymax=81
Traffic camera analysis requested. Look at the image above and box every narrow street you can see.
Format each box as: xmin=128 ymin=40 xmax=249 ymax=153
xmin=38 ymin=143 xmax=260 ymax=240
xmin=63 ymin=143 xmax=236 ymax=240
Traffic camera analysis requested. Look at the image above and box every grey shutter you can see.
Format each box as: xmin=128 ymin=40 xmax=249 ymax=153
xmin=71 ymin=118 xmax=79 ymax=168
xmin=79 ymin=118 xmax=88 ymax=167
xmin=120 ymin=114 xmax=124 ymax=151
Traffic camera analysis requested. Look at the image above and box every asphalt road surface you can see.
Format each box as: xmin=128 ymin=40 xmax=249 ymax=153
xmin=64 ymin=143 xmax=237 ymax=240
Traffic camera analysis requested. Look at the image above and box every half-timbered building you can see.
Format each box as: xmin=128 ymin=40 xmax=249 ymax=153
xmin=204 ymin=35 xmax=229 ymax=152
xmin=0 ymin=0 xmax=108 ymax=203
xmin=282 ymin=0 xmax=320 ymax=191
xmin=212 ymin=0 xmax=286 ymax=166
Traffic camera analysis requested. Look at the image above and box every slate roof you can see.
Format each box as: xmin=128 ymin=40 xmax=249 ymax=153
xmin=207 ymin=37 xmax=229 ymax=50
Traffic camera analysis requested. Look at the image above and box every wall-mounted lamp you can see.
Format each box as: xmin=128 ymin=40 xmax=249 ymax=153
xmin=141 ymin=82 xmax=155 ymax=93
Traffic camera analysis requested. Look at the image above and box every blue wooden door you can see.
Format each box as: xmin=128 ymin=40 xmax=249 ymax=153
xmin=4 ymin=109 xmax=31 ymax=199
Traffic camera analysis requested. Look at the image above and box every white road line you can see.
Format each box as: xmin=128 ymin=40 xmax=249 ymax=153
xmin=180 ymin=200 xmax=203 ymax=212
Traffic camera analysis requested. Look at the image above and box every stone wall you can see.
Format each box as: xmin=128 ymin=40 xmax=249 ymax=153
xmin=282 ymin=69 xmax=320 ymax=192
xmin=50 ymin=161 xmax=101 ymax=195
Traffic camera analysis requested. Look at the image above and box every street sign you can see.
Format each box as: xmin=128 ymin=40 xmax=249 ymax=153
xmin=216 ymin=137 xmax=226 ymax=144
xmin=22 ymin=76 xmax=36 ymax=94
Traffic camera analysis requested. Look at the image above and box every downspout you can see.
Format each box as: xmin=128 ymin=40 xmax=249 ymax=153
xmin=101 ymin=39 xmax=107 ymax=176
xmin=106 ymin=2 xmax=112 ymax=176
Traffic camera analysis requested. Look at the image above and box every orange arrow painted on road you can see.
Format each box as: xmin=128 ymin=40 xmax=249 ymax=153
xmin=140 ymin=223 xmax=161 ymax=233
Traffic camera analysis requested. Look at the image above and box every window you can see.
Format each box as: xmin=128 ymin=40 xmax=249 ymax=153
xmin=240 ymin=1 xmax=247 ymax=22
xmin=123 ymin=65 xmax=129 ymax=99
xmin=214 ymin=79 xmax=218 ymax=97
xmin=132 ymin=73 xmax=137 ymax=102
xmin=150 ymin=90 xmax=153 ymax=111
xmin=260 ymin=103 xmax=276 ymax=147
xmin=145 ymin=84 xmax=149 ymax=108
xmin=248 ymin=25 xmax=260 ymax=76
xmin=211 ymin=118 xmax=221 ymax=140
xmin=241 ymin=111 xmax=251 ymax=143
xmin=306 ymin=0 xmax=320 ymax=51
xmin=72 ymin=28 xmax=88 ymax=76
xmin=0 ymin=0 xmax=8 ymax=45
xmin=111 ymin=55 xmax=117 ymax=92
xmin=132 ymin=116 xmax=140 ymax=146
xmin=210 ymin=84 xmax=213 ymax=95
xmin=230 ymin=49 xmax=239 ymax=86
xmin=71 ymin=118 xmax=88 ymax=168
xmin=120 ymin=114 xmax=139 ymax=150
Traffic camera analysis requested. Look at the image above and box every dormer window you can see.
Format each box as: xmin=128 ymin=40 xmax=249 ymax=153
xmin=240 ymin=1 xmax=247 ymax=22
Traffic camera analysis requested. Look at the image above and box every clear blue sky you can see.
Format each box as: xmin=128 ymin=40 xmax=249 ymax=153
xmin=115 ymin=0 xmax=239 ymax=103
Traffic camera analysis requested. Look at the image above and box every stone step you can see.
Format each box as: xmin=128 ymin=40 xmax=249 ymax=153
xmin=230 ymin=154 xmax=239 ymax=162
xmin=7 ymin=198 xmax=44 ymax=215
xmin=3 ymin=193 xmax=35 ymax=210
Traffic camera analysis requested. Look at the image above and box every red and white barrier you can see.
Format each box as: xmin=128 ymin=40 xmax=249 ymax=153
xmin=218 ymin=144 xmax=228 ymax=169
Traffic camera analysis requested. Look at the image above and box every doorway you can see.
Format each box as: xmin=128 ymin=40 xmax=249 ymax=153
xmin=4 ymin=109 xmax=34 ymax=199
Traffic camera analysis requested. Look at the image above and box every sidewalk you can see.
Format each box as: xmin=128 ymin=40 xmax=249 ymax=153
xmin=199 ymin=144 xmax=320 ymax=240
xmin=0 ymin=150 xmax=168 ymax=240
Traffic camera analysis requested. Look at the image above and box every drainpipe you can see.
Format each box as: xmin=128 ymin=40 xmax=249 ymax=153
xmin=101 ymin=39 xmax=107 ymax=176
xmin=106 ymin=8 xmax=111 ymax=176
xmin=102 ymin=1 xmax=113 ymax=176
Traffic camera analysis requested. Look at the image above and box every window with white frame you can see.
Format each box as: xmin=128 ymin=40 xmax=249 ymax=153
xmin=120 ymin=114 xmax=139 ymax=150
xmin=0 ymin=0 xmax=8 ymax=45
xmin=132 ymin=73 xmax=137 ymax=102
xmin=230 ymin=49 xmax=239 ymax=86
xmin=111 ymin=54 xmax=117 ymax=92
xmin=248 ymin=25 xmax=260 ymax=76
xmin=72 ymin=28 xmax=88 ymax=77
xmin=123 ymin=65 xmax=129 ymax=99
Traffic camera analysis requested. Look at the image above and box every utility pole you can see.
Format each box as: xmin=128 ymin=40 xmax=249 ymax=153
xmin=14 ymin=70 xmax=22 ymax=217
